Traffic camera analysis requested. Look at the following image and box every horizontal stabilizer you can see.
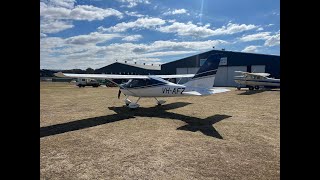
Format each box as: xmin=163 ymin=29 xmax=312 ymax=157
xmin=183 ymin=88 xmax=230 ymax=96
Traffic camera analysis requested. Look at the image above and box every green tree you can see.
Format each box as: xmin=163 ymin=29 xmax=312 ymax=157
xmin=86 ymin=68 xmax=94 ymax=74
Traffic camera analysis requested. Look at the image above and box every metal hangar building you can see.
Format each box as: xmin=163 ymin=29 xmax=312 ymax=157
xmin=160 ymin=49 xmax=280 ymax=87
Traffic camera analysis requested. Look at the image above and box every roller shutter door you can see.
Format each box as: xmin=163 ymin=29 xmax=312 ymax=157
xmin=227 ymin=66 xmax=247 ymax=87
xmin=214 ymin=66 xmax=228 ymax=86
xmin=251 ymin=65 xmax=265 ymax=73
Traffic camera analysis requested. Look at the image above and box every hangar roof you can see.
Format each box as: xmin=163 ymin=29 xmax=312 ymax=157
xmin=113 ymin=62 xmax=161 ymax=70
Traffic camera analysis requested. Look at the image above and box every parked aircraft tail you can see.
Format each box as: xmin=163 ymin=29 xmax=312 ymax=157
xmin=183 ymin=53 xmax=224 ymax=88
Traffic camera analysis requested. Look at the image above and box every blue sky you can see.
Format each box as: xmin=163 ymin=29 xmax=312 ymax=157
xmin=40 ymin=0 xmax=280 ymax=69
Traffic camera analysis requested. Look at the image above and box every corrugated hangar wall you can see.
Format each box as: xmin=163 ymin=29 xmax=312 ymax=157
xmin=161 ymin=50 xmax=279 ymax=87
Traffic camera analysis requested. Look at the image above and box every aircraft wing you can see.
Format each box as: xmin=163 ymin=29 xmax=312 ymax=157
xmin=54 ymin=72 xmax=148 ymax=79
xmin=182 ymin=87 xmax=230 ymax=96
xmin=154 ymin=74 xmax=194 ymax=78
xmin=54 ymin=72 xmax=194 ymax=79
xmin=234 ymin=71 xmax=270 ymax=77
xmin=249 ymin=72 xmax=270 ymax=77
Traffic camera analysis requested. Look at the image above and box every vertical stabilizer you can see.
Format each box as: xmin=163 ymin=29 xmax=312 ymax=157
xmin=183 ymin=53 xmax=223 ymax=88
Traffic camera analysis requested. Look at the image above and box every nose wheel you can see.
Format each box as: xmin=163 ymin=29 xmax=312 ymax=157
xmin=124 ymin=97 xmax=131 ymax=106
xmin=124 ymin=97 xmax=141 ymax=109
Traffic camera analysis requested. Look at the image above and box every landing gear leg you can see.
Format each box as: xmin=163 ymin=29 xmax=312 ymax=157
xmin=154 ymin=97 xmax=166 ymax=106
xmin=128 ymin=97 xmax=141 ymax=109
xmin=124 ymin=96 xmax=131 ymax=106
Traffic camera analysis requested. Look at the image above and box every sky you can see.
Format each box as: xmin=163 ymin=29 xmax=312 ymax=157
xmin=40 ymin=0 xmax=280 ymax=70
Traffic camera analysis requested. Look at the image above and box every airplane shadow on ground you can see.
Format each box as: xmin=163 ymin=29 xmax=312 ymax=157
xmin=40 ymin=102 xmax=232 ymax=139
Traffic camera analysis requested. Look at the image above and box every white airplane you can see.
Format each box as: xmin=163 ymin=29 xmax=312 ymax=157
xmin=234 ymin=71 xmax=280 ymax=90
xmin=54 ymin=54 xmax=230 ymax=109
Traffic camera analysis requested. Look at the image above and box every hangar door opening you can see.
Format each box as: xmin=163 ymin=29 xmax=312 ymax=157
xmin=214 ymin=66 xmax=247 ymax=87
xmin=215 ymin=65 xmax=266 ymax=87
xmin=251 ymin=65 xmax=265 ymax=73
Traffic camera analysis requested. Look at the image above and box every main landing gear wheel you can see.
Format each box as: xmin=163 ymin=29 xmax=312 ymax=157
xmin=237 ymin=87 xmax=241 ymax=90
xmin=128 ymin=97 xmax=141 ymax=109
xmin=254 ymin=86 xmax=259 ymax=90
xmin=124 ymin=97 xmax=132 ymax=106
xmin=249 ymin=86 xmax=254 ymax=90
xmin=154 ymin=97 xmax=166 ymax=106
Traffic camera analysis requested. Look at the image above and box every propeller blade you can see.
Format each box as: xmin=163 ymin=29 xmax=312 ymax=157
xmin=118 ymin=89 xmax=121 ymax=99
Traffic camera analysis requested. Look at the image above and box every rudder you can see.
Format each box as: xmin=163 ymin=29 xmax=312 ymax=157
xmin=183 ymin=53 xmax=223 ymax=88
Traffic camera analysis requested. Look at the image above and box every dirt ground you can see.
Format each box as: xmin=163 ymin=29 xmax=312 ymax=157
xmin=40 ymin=82 xmax=280 ymax=180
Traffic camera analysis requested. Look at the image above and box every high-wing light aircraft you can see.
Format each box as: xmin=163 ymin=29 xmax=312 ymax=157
xmin=234 ymin=71 xmax=280 ymax=90
xmin=54 ymin=53 xmax=230 ymax=109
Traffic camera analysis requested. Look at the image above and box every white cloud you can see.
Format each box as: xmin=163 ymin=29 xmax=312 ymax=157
xmin=40 ymin=1 xmax=123 ymax=33
xmin=142 ymin=51 xmax=197 ymax=57
xmin=49 ymin=0 xmax=75 ymax=9
xmin=264 ymin=32 xmax=280 ymax=47
xmin=117 ymin=0 xmax=150 ymax=8
xmin=241 ymin=45 xmax=261 ymax=53
xmin=213 ymin=23 xmax=257 ymax=35
xmin=158 ymin=22 xmax=257 ymax=38
xmin=163 ymin=9 xmax=188 ymax=15
xmin=41 ymin=32 xmax=229 ymax=69
xmin=40 ymin=19 xmax=74 ymax=33
xmin=40 ymin=3 xmax=71 ymax=20
xmin=65 ymin=32 xmax=122 ymax=45
xmin=257 ymin=27 xmax=264 ymax=31
xmin=122 ymin=35 xmax=143 ymax=41
xmin=157 ymin=22 xmax=212 ymax=37
xmin=267 ymin=24 xmax=274 ymax=27
xmin=239 ymin=32 xmax=271 ymax=42
xmin=70 ymin=5 xmax=123 ymax=21
xmin=168 ymin=19 xmax=176 ymax=23
xmin=150 ymin=40 xmax=228 ymax=51
xmin=40 ymin=1 xmax=123 ymax=21
xmin=40 ymin=37 xmax=66 ymax=51
xmin=100 ymin=19 xmax=257 ymax=38
xmin=124 ymin=11 xmax=144 ymax=17
xmin=103 ymin=17 xmax=166 ymax=32
xmin=40 ymin=33 xmax=47 ymax=38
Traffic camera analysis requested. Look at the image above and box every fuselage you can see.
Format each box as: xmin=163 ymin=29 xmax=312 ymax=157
xmin=119 ymin=77 xmax=204 ymax=97
xmin=234 ymin=76 xmax=280 ymax=87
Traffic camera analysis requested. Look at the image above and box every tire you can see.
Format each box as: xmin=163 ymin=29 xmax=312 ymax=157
xmin=249 ymin=86 xmax=254 ymax=90
xmin=237 ymin=87 xmax=241 ymax=90
xmin=255 ymin=86 xmax=259 ymax=90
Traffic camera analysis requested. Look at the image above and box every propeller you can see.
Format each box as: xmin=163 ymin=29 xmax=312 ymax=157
xmin=118 ymin=89 xmax=121 ymax=99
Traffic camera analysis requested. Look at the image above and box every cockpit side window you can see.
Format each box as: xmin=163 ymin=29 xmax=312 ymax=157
xmin=128 ymin=79 xmax=145 ymax=88
xmin=122 ymin=78 xmax=167 ymax=88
